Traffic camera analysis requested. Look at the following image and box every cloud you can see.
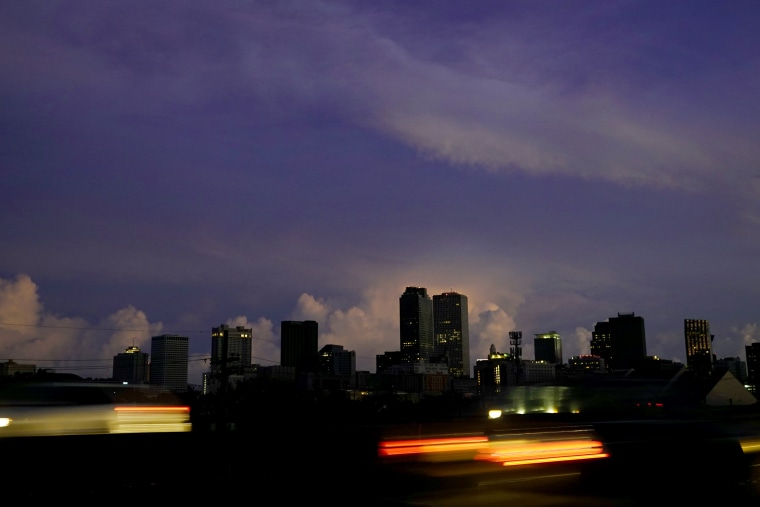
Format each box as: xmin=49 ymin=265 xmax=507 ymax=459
xmin=291 ymin=293 xmax=331 ymax=324
xmin=469 ymin=301 xmax=517 ymax=361
xmin=288 ymin=290 xmax=397 ymax=371
xmin=713 ymin=323 xmax=760 ymax=361
xmin=96 ymin=306 xmax=162 ymax=359
xmin=568 ymin=327 xmax=592 ymax=359
xmin=12 ymin=1 xmax=756 ymax=196
xmin=0 ymin=274 xmax=164 ymax=379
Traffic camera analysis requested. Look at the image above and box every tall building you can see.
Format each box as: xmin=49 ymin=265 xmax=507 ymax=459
xmin=149 ymin=334 xmax=188 ymax=392
xmin=433 ymin=291 xmax=470 ymax=378
xmin=534 ymin=331 xmax=562 ymax=364
xmin=746 ymin=343 xmax=760 ymax=394
xmin=399 ymin=286 xmax=434 ymax=364
xmin=684 ymin=319 xmax=713 ymax=379
xmin=281 ymin=320 xmax=319 ymax=373
xmin=211 ymin=324 xmax=253 ymax=377
xmin=112 ymin=345 xmax=149 ymax=384
xmin=318 ymin=344 xmax=356 ymax=376
xmin=590 ymin=313 xmax=647 ymax=371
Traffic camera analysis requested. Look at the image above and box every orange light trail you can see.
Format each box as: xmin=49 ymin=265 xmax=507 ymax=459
xmin=378 ymin=435 xmax=609 ymax=466
xmin=114 ymin=406 xmax=190 ymax=412
xmin=477 ymin=439 xmax=609 ymax=466
xmin=378 ymin=436 xmax=489 ymax=456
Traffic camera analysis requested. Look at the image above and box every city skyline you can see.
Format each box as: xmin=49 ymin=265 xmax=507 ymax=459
xmin=0 ymin=302 xmax=752 ymax=387
xmin=2 ymin=2 xmax=760 ymax=386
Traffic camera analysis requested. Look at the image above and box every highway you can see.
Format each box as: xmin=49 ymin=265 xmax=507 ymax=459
xmin=4 ymin=413 xmax=760 ymax=505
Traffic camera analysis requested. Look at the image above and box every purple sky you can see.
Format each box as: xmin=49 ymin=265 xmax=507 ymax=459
xmin=2 ymin=1 xmax=760 ymax=385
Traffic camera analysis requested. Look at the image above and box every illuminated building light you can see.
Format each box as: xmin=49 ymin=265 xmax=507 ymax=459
xmin=488 ymin=409 xmax=503 ymax=419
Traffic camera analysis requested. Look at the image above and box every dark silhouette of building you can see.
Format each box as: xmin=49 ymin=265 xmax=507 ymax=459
xmin=714 ymin=356 xmax=747 ymax=384
xmin=475 ymin=344 xmax=518 ymax=395
xmin=509 ymin=331 xmax=523 ymax=384
xmin=567 ymin=354 xmax=606 ymax=374
xmin=399 ymin=287 xmax=434 ymax=364
xmin=433 ymin=291 xmax=470 ymax=378
xmin=376 ymin=350 xmax=404 ymax=374
xmin=149 ymin=334 xmax=188 ymax=392
xmin=534 ymin=331 xmax=562 ymax=364
xmin=281 ymin=320 xmax=319 ymax=373
xmin=318 ymin=344 xmax=356 ymax=376
xmin=112 ymin=346 xmax=149 ymax=384
xmin=211 ymin=324 xmax=253 ymax=377
xmin=590 ymin=313 xmax=647 ymax=371
xmin=635 ymin=356 xmax=684 ymax=379
xmin=0 ymin=359 xmax=36 ymax=377
xmin=745 ymin=342 xmax=760 ymax=394
xmin=684 ymin=319 xmax=714 ymax=380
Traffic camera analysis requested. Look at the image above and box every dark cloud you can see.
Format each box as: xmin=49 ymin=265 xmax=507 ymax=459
xmin=2 ymin=1 xmax=759 ymax=383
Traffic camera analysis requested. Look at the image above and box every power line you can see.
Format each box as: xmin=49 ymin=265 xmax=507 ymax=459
xmin=0 ymin=322 xmax=208 ymax=333
xmin=0 ymin=322 xmax=279 ymax=343
xmin=0 ymin=354 xmax=212 ymax=363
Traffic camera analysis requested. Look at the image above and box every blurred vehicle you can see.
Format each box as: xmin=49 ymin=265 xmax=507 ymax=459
xmin=0 ymin=381 xmax=191 ymax=437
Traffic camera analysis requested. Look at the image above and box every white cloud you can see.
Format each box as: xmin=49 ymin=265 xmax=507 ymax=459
xmin=97 ymin=305 xmax=162 ymax=359
xmin=567 ymin=327 xmax=592 ymax=359
xmin=0 ymin=274 xmax=163 ymax=379
xmin=469 ymin=301 xmax=517 ymax=360
xmin=291 ymin=293 xmax=331 ymax=323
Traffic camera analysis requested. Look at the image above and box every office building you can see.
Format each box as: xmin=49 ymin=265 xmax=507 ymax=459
xmin=318 ymin=344 xmax=356 ymax=376
xmin=281 ymin=320 xmax=319 ymax=373
xmin=684 ymin=319 xmax=713 ymax=379
xmin=590 ymin=313 xmax=647 ymax=371
xmin=745 ymin=343 xmax=760 ymax=394
xmin=112 ymin=345 xmax=149 ymax=384
xmin=568 ymin=355 xmax=606 ymax=373
xmin=376 ymin=351 xmax=405 ymax=374
xmin=211 ymin=324 xmax=253 ymax=376
xmin=399 ymin=286 xmax=434 ymax=364
xmin=150 ymin=334 xmax=189 ymax=392
xmin=534 ymin=331 xmax=563 ymax=365
xmin=474 ymin=344 xmax=518 ymax=395
xmin=433 ymin=291 xmax=470 ymax=378
xmin=521 ymin=360 xmax=557 ymax=383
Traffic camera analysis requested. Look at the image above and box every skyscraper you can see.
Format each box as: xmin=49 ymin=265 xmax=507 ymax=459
xmin=746 ymin=342 xmax=760 ymax=394
xmin=590 ymin=313 xmax=647 ymax=371
xmin=534 ymin=331 xmax=562 ymax=364
xmin=433 ymin=291 xmax=470 ymax=378
xmin=399 ymin=287 xmax=434 ymax=364
xmin=112 ymin=345 xmax=149 ymax=384
xmin=211 ymin=324 xmax=253 ymax=377
xmin=684 ymin=319 xmax=713 ymax=379
xmin=149 ymin=334 xmax=188 ymax=392
xmin=281 ymin=320 xmax=319 ymax=373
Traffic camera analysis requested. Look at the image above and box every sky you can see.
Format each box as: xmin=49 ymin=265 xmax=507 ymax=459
xmin=2 ymin=1 xmax=760 ymax=386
